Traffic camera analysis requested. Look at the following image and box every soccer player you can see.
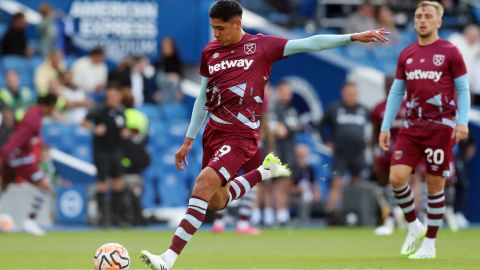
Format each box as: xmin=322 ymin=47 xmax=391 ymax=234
xmin=0 ymin=93 xmax=58 ymax=236
xmin=379 ymin=1 xmax=470 ymax=259
xmin=371 ymin=77 xmax=407 ymax=235
xmin=141 ymin=1 xmax=389 ymax=269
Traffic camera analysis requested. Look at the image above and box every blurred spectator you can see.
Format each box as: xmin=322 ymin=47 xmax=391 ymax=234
xmin=82 ymin=83 xmax=130 ymax=227
xmin=38 ymin=3 xmax=57 ymax=56
xmin=454 ymin=130 xmax=476 ymax=228
xmin=449 ymin=25 xmax=480 ymax=94
xmin=121 ymin=91 xmax=150 ymax=225
xmin=60 ymin=70 xmax=92 ymax=124
xmin=155 ymin=37 xmax=184 ymax=104
xmin=375 ymin=5 xmax=399 ymax=41
xmin=319 ymin=82 xmax=369 ymax=217
xmin=1 ymin=13 xmax=32 ymax=57
xmin=271 ymin=80 xmax=302 ymax=225
xmin=108 ymin=57 xmax=133 ymax=87
xmin=72 ymin=47 xmax=108 ymax=92
xmin=0 ymin=70 xmax=33 ymax=121
xmin=343 ymin=2 xmax=377 ymax=34
xmin=130 ymin=56 xmax=156 ymax=107
xmin=290 ymin=144 xmax=321 ymax=226
xmin=370 ymin=78 xmax=407 ymax=235
xmin=34 ymin=50 xmax=66 ymax=95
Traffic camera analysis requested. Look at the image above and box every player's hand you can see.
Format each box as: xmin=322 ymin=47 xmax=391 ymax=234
xmin=378 ymin=130 xmax=391 ymax=151
xmin=351 ymin=28 xmax=390 ymax=43
xmin=93 ymin=124 xmax=107 ymax=136
xmin=455 ymin=124 xmax=469 ymax=142
xmin=175 ymin=137 xmax=193 ymax=172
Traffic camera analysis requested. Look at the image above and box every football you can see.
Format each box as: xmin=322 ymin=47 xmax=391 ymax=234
xmin=0 ymin=213 xmax=14 ymax=233
xmin=93 ymin=243 xmax=130 ymax=270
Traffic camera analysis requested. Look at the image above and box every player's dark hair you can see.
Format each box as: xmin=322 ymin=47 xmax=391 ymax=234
xmin=209 ymin=0 xmax=243 ymax=22
xmin=107 ymin=81 xmax=122 ymax=92
xmin=37 ymin=93 xmax=58 ymax=106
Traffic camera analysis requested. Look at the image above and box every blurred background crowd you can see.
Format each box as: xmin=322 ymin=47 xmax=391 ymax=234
xmin=0 ymin=0 xmax=479 ymax=234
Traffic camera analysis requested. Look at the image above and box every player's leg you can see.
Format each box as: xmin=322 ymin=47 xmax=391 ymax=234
xmin=110 ymin=152 xmax=128 ymax=226
xmin=94 ymin=151 xmax=110 ymax=227
xmin=408 ymin=173 xmax=445 ymax=259
xmin=274 ymin=177 xmax=292 ymax=226
xmin=390 ymin=164 xmax=426 ymax=255
xmin=19 ymin=163 xmax=50 ymax=236
xmin=141 ymin=167 xmax=223 ymax=270
xmin=373 ymin=154 xmax=395 ymax=235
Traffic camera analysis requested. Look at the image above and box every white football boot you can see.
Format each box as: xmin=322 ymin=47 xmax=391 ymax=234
xmin=140 ymin=250 xmax=170 ymax=270
xmin=262 ymin=153 xmax=291 ymax=178
xmin=400 ymin=220 xmax=426 ymax=255
xmin=408 ymin=244 xmax=436 ymax=259
xmin=23 ymin=219 xmax=46 ymax=236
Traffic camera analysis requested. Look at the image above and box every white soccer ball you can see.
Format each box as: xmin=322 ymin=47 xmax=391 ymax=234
xmin=0 ymin=213 xmax=14 ymax=233
xmin=93 ymin=243 xmax=130 ymax=270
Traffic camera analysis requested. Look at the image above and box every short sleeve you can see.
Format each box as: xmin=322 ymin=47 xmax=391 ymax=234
xmin=199 ymin=48 xmax=210 ymax=77
xmin=449 ymin=46 xmax=467 ymax=79
xmin=395 ymin=51 xmax=406 ymax=80
xmin=261 ymin=35 xmax=288 ymax=63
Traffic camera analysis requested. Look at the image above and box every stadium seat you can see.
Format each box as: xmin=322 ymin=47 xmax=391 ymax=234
xmin=161 ymin=103 xmax=188 ymax=121
xmin=157 ymin=166 xmax=189 ymax=207
xmin=139 ymin=104 xmax=163 ymax=120
xmin=2 ymin=56 xmax=29 ymax=72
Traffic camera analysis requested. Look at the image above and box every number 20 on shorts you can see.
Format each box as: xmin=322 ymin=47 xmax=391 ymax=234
xmin=425 ymin=148 xmax=444 ymax=165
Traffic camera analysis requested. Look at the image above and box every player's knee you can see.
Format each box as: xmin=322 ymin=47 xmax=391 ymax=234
xmin=191 ymin=169 xmax=221 ymax=201
xmin=389 ymin=171 xmax=408 ymax=188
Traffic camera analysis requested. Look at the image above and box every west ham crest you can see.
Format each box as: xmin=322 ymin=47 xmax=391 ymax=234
xmin=433 ymin=54 xmax=445 ymax=66
xmin=393 ymin=150 xmax=403 ymax=160
xmin=244 ymin=43 xmax=256 ymax=55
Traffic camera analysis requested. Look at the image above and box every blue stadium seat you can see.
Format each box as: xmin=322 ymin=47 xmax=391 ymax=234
xmin=157 ymin=166 xmax=189 ymax=207
xmin=139 ymin=104 xmax=162 ymax=120
xmin=161 ymin=103 xmax=188 ymax=121
xmin=2 ymin=56 xmax=29 ymax=72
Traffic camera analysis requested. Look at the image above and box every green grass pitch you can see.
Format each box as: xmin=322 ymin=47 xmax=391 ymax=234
xmin=0 ymin=228 xmax=479 ymax=269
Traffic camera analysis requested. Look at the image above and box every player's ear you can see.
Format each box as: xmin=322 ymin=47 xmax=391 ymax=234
xmin=233 ymin=17 xmax=242 ymax=28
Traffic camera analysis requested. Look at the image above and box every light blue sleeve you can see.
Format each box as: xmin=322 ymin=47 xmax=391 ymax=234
xmin=381 ymin=79 xmax=406 ymax=131
xmin=186 ymin=76 xmax=209 ymax=139
xmin=454 ymin=74 xmax=470 ymax=126
xmin=283 ymin=34 xmax=352 ymax=56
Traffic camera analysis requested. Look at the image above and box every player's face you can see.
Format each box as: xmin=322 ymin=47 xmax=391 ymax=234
xmin=210 ymin=17 xmax=242 ymax=46
xmin=414 ymin=6 xmax=441 ymax=38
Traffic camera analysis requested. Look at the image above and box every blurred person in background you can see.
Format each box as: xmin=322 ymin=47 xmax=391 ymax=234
xmin=251 ymin=83 xmax=277 ymax=227
xmin=72 ymin=47 xmax=108 ymax=93
xmin=0 ymin=93 xmax=58 ymax=235
xmin=454 ymin=130 xmax=476 ymax=228
xmin=370 ymin=77 xmax=407 ymax=235
xmin=38 ymin=3 xmax=57 ymax=56
xmin=34 ymin=50 xmax=66 ymax=95
xmin=82 ymin=83 xmax=130 ymax=227
xmin=319 ymin=82 xmax=369 ymax=221
xmin=270 ymin=80 xmax=302 ymax=226
xmin=155 ymin=37 xmax=184 ymax=103
xmin=290 ymin=143 xmax=321 ymax=226
xmin=121 ymin=91 xmax=150 ymax=226
xmin=375 ymin=5 xmax=400 ymax=42
xmin=1 ymin=12 xmax=33 ymax=57
xmin=129 ymin=56 xmax=156 ymax=107
xmin=0 ymin=107 xmax=16 ymax=150
xmin=449 ymin=24 xmax=480 ymax=105
xmin=0 ymin=70 xmax=33 ymax=121
xmin=343 ymin=1 xmax=377 ymax=34
xmin=59 ymin=70 xmax=92 ymax=124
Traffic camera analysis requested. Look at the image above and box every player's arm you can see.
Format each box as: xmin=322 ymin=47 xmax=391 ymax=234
xmin=175 ymin=76 xmax=209 ymax=171
xmin=283 ymin=29 xmax=389 ymax=57
xmin=454 ymin=74 xmax=470 ymax=141
xmin=0 ymin=123 xmax=36 ymax=160
xmin=379 ymin=79 xmax=406 ymax=151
